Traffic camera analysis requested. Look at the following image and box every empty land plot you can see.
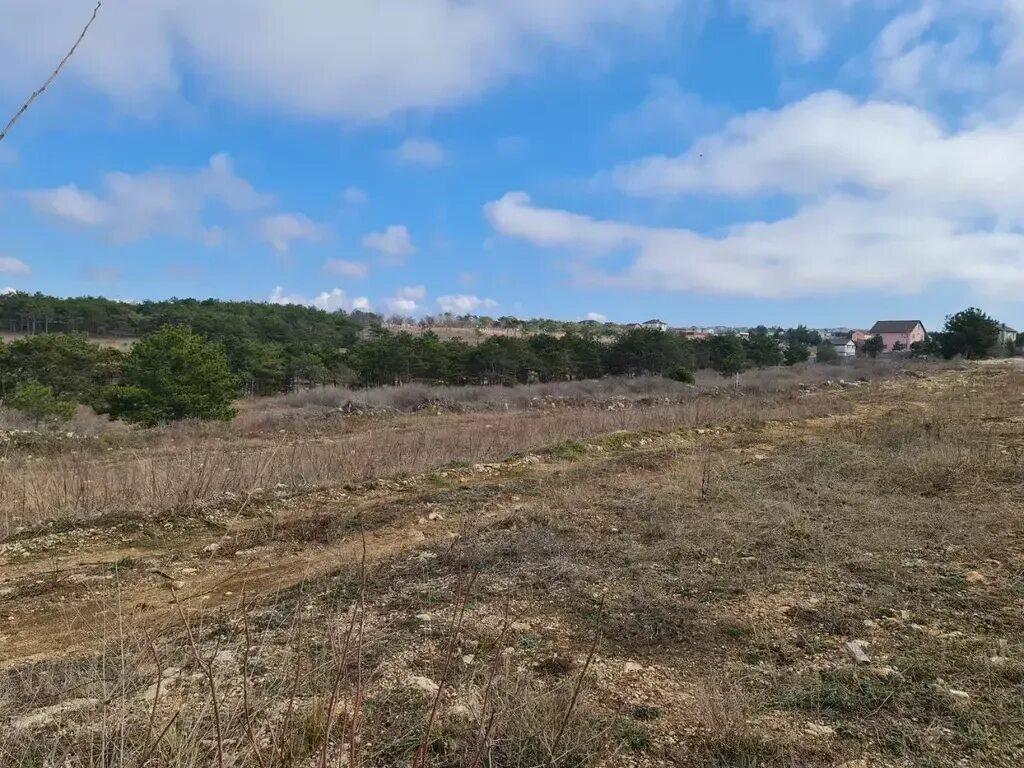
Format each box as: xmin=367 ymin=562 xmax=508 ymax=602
xmin=1 ymin=363 xmax=1022 ymax=767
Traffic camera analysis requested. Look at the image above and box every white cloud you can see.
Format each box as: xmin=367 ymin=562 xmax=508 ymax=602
xmin=391 ymin=138 xmax=447 ymax=167
xmin=26 ymin=153 xmax=272 ymax=244
xmin=269 ymin=286 xmax=369 ymax=313
xmin=1 ymin=287 xmax=16 ymax=295
xmin=731 ymin=0 xmax=877 ymax=59
xmin=0 ymin=256 xmax=31 ymax=276
xmin=385 ymin=285 xmax=426 ymax=314
xmin=0 ymin=0 xmax=680 ymax=123
xmin=436 ymin=294 xmax=499 ymax=314
xmin=324 ymin=259 xmax=369 ymax=278
xmin=586 ymin=312 xmax=607 ymax=322
xmin=343 ymin=186 xmax=368 ymax=205
xmin=362 ymin=225 xmax=416 ymax=262
xmin=258 ymin=213 xmax=325 ymax=253
xmin=871 ymin=4 xmax=989 ymax=102
xmin=612 ymin=91 xmax=1024 ymax=220
xmin=485 ymin=190 xmax=1024 ymax=299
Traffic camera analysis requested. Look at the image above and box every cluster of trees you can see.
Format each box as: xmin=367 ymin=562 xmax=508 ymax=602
xmin=0 ymin=322 xmax=816 ymax=427
xmin=923 ymin=307 xmax=1020 ymax=360
xmin=1 ymin=293 xmax=1019 ymax=428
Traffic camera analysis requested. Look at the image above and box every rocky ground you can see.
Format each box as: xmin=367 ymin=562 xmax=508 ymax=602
xmin=1 ymin=364 xmax=1022 ymax=767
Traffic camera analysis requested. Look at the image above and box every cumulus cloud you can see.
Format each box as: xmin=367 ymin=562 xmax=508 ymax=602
xmin=385 ymin=285 xmax=426 ymax=314
xmin=324 ymin=259 xmax=369 ymax=278
xmin=436 ymin=295 xmax=498 ymax=314
xmin=485 ymin=191 xmax=1024 ymax=299
xmin=269 ymin=286 xmax=369 ymax=313
xmin=362 ymin=225 xmax=415 ymax=263
xmin=258 ymin=213 xmax=326 ymax=253
xmin=0 ymin=256 xmax=31 ymax=276
xmin=343 ymin=186 xmax=368 ymax=205
xmin=1 ymin=287 xmax=16 ymax=295
xmin=25 ymin=153 xmax=272 ymax=245
xmin=586 ymin=312 xmax=607 ymax=322
xmin=0 ymin=0 xmax=681 ymax=122
xmin=391 ymin=139 xmax=447 ymax=167
xmin=612 ymin=91 xmax=1024 ymax=219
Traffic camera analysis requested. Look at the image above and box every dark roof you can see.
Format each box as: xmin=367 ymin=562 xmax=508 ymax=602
xmin=642 ymin=319 xmax=667 ymax=325
xmin=870 ymin=320 xmax=924 ymax=334
xmin=829 ymin=336 xmax=854 ymax=346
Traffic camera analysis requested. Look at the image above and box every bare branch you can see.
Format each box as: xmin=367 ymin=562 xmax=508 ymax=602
xmin=0 ymin=1 xmax=102 ymax=144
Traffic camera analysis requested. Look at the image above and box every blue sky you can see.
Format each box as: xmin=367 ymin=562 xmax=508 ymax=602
xmin=1 ymin=0 xmax=1023 ymax=330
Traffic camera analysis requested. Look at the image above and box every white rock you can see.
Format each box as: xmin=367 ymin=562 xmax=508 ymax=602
xmin=948 ymin=689 xmax=971 ymax=704
xmin=623 ymin=661 xmax=645 ymax=674
xmin=845 ymin=640 xmax=872 ymax=665
xmin=409 ymin=676 xmax=440 ymax=695
xmin=804 ymin=723 xmax=835 ymax=737
xmin=13 ymin=698 xmax=100 ymax=729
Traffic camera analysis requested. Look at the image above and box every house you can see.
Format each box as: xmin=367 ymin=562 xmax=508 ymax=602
xmin=829 ymin=336 xmax=857 ymax=358
xmin=998 ymin=324 xmax=1018 ymax=345
xmin=642 ymin=319 xmax=668 ymax=332
xmin=869 ymin=320 xmax=926 ymax=351
xmin=851 ymin=330 xmax=873 ymax=345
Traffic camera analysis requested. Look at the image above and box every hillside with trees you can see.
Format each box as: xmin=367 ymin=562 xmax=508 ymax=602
xmin=2 ymin=293 xmax=1017 ymax=427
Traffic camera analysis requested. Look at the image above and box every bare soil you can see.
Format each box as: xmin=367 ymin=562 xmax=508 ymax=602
xmin=1 ymin=363 xmax=1022 ymax=767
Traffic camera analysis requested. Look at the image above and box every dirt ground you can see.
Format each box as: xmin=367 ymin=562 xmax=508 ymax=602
xmin=1 ymin=363 xmax=1022 ymax=767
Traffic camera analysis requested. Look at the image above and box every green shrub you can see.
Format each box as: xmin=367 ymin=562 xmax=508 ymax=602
xmin=4 ymin=382 xmax=77 ymax=424
xmin=104 ymin=325 xmax=238 ymax=427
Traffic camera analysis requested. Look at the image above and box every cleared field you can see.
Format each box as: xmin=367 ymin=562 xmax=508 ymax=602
xmin=1 ymin=362 xmax=1022 ymax=767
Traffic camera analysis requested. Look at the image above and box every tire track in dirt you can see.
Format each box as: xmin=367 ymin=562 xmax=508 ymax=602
xmin=0 ymin=369 xmax=965 ymax=667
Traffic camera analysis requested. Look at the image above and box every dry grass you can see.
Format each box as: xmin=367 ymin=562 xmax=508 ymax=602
xmin=1 ymin=362 xmax=1020 ymax=768
xmin=0 ymin=363 xmax=912 ymax=535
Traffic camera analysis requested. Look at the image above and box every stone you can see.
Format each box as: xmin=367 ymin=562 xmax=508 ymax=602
xmin=965 ymin=571 xmax=986 ymax=585
xmin=462 ymin=654 xmax=476 ymax=665
xmin=804 ymin=723 xmax=836 ymax=737
xmin=13 ymin=698 xmax=100 ymax=730
xmin=415 ymin=613 xmax=433 ymax=623
xmin=409 ymin=676 xmax=440 ymax=695
xmin=845 ymin=640 xmax=872 ymax=665
xmin=427 ymin=512 xmax=444 ymax=522
xmin=623 ymin=661 xmax=645 ymax=674
xmin=948 ymin=689 xmax=971 ymax=704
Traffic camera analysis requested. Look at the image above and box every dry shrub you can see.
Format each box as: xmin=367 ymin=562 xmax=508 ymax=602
xmin=0 ymin=380 xmax=852 ymax=535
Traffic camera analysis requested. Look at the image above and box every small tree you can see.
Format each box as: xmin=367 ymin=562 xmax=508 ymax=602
xmin=941 ymin=307 xmax=1000 ymax=359
xmin=815 ymin=342 xmax=839 ymax=363
xmin=891 ymin=341 xmax=905 ymax=352
xmin=709 ymin=334 xmax=746 ymax=378
xmin=784 ymin=341 xmax=810 ymax=366
xmin=863 ymin=335 xmax=885 ymax=358
xmin=4 ymin=382 xmax=76 ymax=424
xmin=105 ymin=326 xmax=238 ymax=426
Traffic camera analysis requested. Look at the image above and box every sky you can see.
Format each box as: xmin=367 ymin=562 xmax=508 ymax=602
xmin=1 ymin=0 xmax=1023 ymax=330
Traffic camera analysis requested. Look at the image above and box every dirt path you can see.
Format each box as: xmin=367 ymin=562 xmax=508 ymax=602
xmin=0 ymin=368 xmax=963 ymax=667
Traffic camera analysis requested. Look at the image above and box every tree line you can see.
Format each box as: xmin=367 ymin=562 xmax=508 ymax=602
xmin=0 ymin=294 xmax=1018 ymax=427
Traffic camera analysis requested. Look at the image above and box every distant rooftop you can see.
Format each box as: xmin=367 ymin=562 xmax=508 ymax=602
xmin=870 ymin=320 xmax=924 ymax=334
